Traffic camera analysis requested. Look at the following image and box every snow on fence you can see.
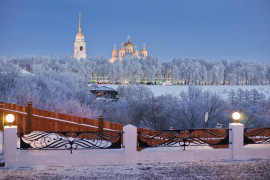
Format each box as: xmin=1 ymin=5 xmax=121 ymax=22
xmin=0 ymin=101 xmax=124 ymax=133
xmin=2 ymin=124 xmax=270 ymax=167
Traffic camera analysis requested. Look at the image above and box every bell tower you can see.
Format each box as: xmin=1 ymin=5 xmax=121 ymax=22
xmin=74 ymin=12 xmax=87 ymax=60
xmin=141 ymin=43 xmax=148 ymax=59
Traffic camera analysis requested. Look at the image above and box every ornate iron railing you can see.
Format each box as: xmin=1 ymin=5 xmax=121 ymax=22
xmin=19 ymin=131 xmax=122 ymax=153
xmin=138 ymin=128 xmax=229 ymax=150
xmin=244 ymin=127 xmax=270 ymax=145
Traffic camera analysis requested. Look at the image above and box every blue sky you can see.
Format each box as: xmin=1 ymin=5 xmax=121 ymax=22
xmin=0 ymin=0 xmax=269 ymax=62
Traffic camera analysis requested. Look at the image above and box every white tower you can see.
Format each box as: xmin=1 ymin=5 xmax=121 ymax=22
xmin=110 ymin=44 xmax=118 ymax=62
xmin=119 ymin=42 xmax=125 ymax=58
xmin=124 ymin=34 xmax=133 ymax=55
xmin=141 ymin=43 xmax=148 ymax=59
xmin=74 ymin=12 xmax=87 ymax=60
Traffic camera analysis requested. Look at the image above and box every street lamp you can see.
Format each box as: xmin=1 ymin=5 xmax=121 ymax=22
xmin=204 ymin=112 xmax=209 ymax=128
xmin=232 ymin=112 xmax=241 ymax=123
xmin=6 ymin=114 xmax=15 ymax=126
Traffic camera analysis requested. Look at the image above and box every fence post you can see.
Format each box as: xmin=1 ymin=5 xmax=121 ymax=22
xmin=26 ymin=102 xmax=32 ymax=133
xmin=98 ymin=116 xmax=104 ymax=131
xmin=229 ymin=123 xmax=244 ymax=159
xmin=0 ymin=104 xmax=4 ymax=131
xmin=123 ymin=124 xmax=137 ymax=164
xmin=169 ymin=127 xmax=174 ymax=138
xmin=4 ymin=126 xmax=18 ymax=167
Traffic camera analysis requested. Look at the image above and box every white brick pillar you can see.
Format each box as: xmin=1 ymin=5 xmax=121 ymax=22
xmin=4 ymin=126 xmax=18 ymax=167
xmin=229 ymin=123 xmax=244 ymax=159
xmin=123 ymin=124 xmax=137 ymax=164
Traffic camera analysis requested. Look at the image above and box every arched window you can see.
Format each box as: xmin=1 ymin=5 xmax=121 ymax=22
xmin=80 ymin=46 xmax=83 ymax=51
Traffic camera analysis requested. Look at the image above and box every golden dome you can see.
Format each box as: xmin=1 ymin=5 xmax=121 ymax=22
xmin=134 ymin=49 xmax=138 ymax=52
xmin=76 ymin=32 xmax=84 ymax=37
xmin=112 ymin=49 xmax=117 ymax=51
xmin=141 ymin=49 xmax=147 ymax=52
xmin=124 ymin=41 xmax=133 ymax=47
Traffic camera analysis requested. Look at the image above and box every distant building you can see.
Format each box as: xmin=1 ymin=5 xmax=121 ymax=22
xmin=90 ymin=86 xmax=119 ymax=101
xmin=110 ymin=35 xmax=148 ymax=63
xmin=74 ymin=12 xmax=87 ymax=60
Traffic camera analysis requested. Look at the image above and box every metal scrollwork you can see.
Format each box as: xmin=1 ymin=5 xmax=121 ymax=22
xmin=20 ymin=131 xmax=122 ymax=153
xmin=244 ymin=128 xmax=270 ymax=145
xmin=138 ymin=128 xmax=229 ymax=150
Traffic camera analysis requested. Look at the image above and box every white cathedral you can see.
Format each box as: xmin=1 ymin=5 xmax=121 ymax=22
xmin=73 ymin=13 xmax=148 ymax=62
xmin=110 ymin=35 xmax=148 ymax=63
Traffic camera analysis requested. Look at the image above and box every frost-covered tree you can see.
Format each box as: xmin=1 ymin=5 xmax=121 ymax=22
xmin=122 ymin=56 xmax=143 ymax=83
xmin=177 ymin=86 xmax=205 ymax=128
xmin=141 ymin=56 xmax=162 ymax=82
xmin=1 ymin=55 xmax=270 ymax=130
xmin=227 ymin=89 xmax=269 ymax=127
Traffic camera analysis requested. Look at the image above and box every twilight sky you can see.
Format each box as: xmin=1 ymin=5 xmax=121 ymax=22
xmin=0 ymin=0 xmax=269 ymax=62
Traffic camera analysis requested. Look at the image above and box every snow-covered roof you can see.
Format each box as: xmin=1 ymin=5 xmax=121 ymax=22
xmin=19 ymin=69 xmax=34 ymax=77
xmin=90 ymin=86 xmax=117 ymax=92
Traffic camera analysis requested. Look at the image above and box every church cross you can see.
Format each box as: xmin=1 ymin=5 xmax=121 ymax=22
xmin=143 ymin=43 xmax=146 ymax=49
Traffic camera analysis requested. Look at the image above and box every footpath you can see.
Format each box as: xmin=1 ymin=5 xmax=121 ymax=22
xmin=0 ymin=158 xmax=270 ymax=180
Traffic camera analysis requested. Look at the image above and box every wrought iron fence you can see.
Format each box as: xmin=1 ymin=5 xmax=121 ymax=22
xmin=244 ymin=127 xmax=270 ymax=145
xmin=138 ymin=128 xmax=229 ymax=150
xmin=19 ymin=131 xmax=123 ymax=154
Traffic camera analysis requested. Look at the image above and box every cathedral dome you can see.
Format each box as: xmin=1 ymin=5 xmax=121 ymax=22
xmin=124 ymin=41 xmax=133 ymax=47
xmin=76 ymin=32 xmax=84 ymax=37
xmin=141 ymin=49 xmax=147 ymax=51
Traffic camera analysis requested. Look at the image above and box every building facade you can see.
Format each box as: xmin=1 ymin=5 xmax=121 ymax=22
xmin=110 ymin=35 xmax=148 ymax=63
xmin=74 ymin=12 xmax=87 ymax=60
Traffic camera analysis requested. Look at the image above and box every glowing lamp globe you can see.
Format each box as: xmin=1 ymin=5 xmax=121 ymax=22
xmin=6 ymin=114 xmax=15 ymax=126
xmin=232 ymin=112 xmax=241 ymax=123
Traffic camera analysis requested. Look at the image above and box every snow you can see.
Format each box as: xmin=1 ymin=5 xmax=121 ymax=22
xmin=140 ymin=145 xmax=213 ymax=152
xmin=91 ymin=86 xmax=117 ymax=91
xmin=100 ymin=84 xmax=270 ymax=99
xmin=19 ymin=69 xmax=34 ymax=77
xmin=0 ymin=158 xmax=269 ymax=179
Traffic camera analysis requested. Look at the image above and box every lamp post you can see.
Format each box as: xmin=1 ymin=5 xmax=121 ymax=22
xmin=6 ymin=114 xmax=15 ymax=126
xmin=204 ymin=112 xmax=209 ymax=128
xmin=232 ymin=111 xmax=241 ymax=123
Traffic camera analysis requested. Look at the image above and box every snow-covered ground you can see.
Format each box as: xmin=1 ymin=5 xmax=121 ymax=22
xmin=100 ymin=84 xmax=270 ymax=99
xmin=0 ymin=158 xmax=269 ymax=179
